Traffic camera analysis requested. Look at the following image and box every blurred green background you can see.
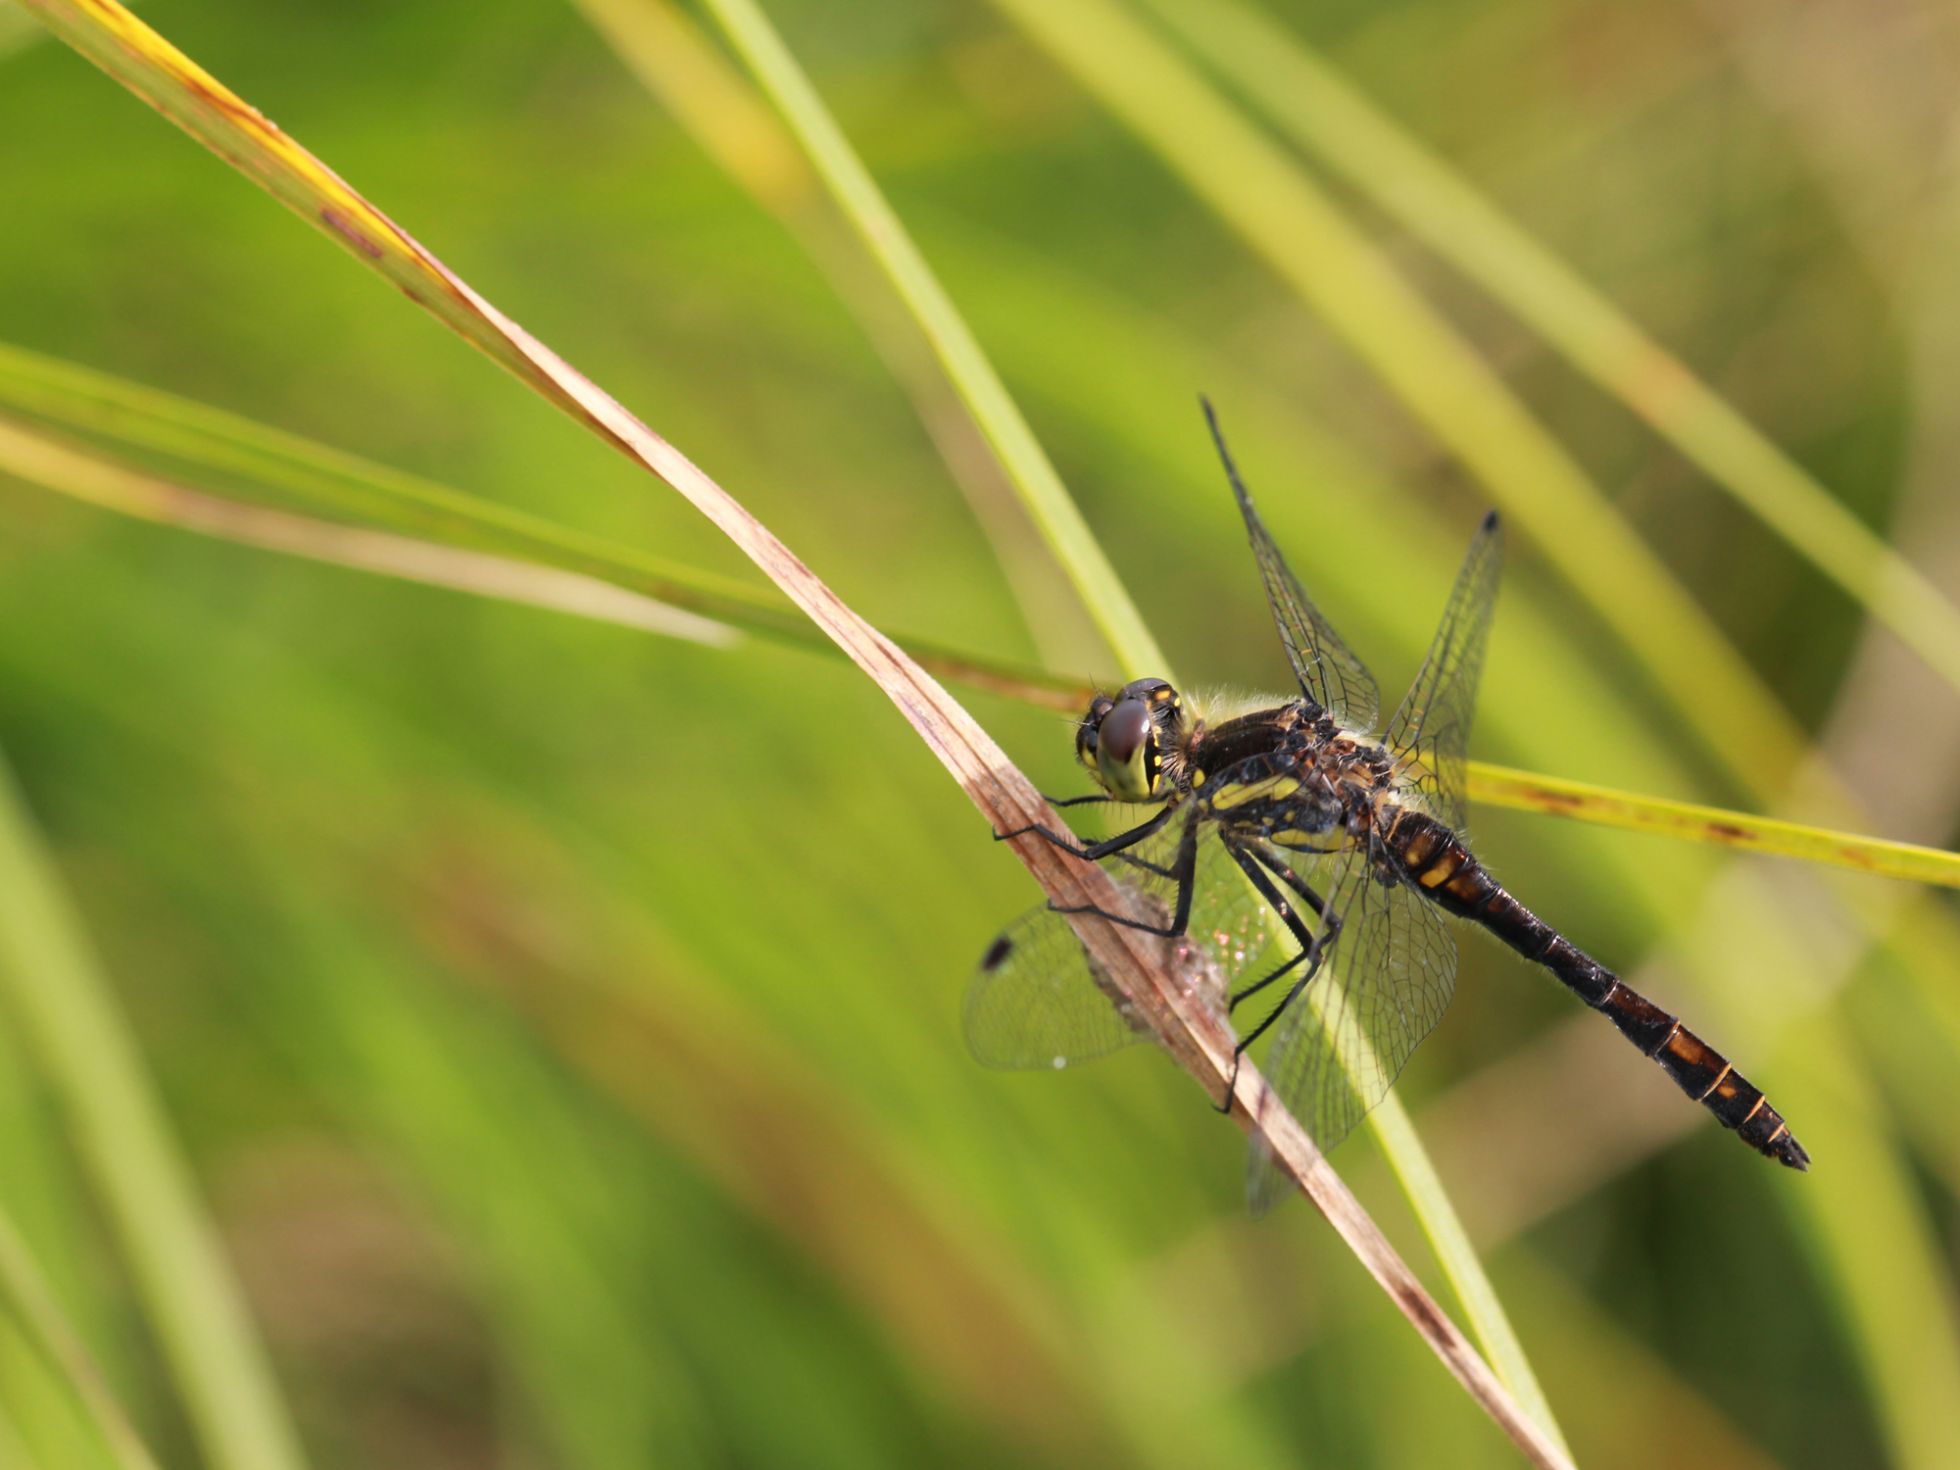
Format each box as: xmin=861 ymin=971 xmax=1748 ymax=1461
xmin=1 ymin=0 xmax=1957 ymax=1466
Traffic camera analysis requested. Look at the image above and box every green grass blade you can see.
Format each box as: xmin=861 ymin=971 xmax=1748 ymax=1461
xmin=0 ymin=751 xmax=309 ymax=1470
xmin=1136 ymin=0 xmax=1960 ymax=701
xmin=1365 ymin=1095 xmax=1569 ymax=1460
xmin=985 ymin=0 xmax=1810 ymax=793
xmin=686 ymin=0 xmax=1168 ymax=678
xmin=0 ymin=1205 xmax=161 ymax=1470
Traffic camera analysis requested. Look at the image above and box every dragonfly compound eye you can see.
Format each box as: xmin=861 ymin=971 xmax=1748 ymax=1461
xmin=1093 ymin=698 xmax=1159 ymax=800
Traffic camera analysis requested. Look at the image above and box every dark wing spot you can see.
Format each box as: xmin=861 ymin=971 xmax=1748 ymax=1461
xmin=981 ymin=935 xmax=1015 ymax=972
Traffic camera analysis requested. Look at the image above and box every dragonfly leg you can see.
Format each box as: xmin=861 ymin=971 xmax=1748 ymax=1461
xmin=988 ymin=792 xmax=1119 ymax=844
xmin=995 ymin=801 xmax=1176 ymax=863
xmin=1210 ymin=845 xmax=1345 ymax=1112
xmin=1225 ymin=844 xmax=1340 ymax=1010
xmin=1209 ymin=843 xmax=1340 ymax=1110
xmin=1046 ymin=811 xmax=1198 ymax=938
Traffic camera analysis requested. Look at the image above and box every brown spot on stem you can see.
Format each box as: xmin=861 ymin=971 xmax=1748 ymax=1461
xmin=1529 ymin=788 xmax=1584 ymax=811
xmin=322 ymin=207 xmax=385 ymax=259
xmin=1394 ymin=1282 xmax=1451 ymax=1342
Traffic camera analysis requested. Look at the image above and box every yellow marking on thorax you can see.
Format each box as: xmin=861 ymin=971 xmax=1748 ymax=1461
xmin=1207 ymin=772 xmax=1302 ymax=811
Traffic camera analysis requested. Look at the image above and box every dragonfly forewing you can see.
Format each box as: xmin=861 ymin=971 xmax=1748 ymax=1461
xmin=1202 ymin=400 xmax=1381 ymax=732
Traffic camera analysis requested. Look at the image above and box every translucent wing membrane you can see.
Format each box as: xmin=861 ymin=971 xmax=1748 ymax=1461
xmin=1385 ymin=513 xmax=1503 ymax=833
xmin=964 ymin=817 xmax=1282 ymax=1070
xmin=1202 ymin=399 xmax=1381 ymax=732
xmin=1247 ymin=846 xmax=1460 ymax=1214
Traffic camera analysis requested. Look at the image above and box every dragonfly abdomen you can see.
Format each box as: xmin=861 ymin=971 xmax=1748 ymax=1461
xmin=1382 ymin=810 xmax=1810 ymax=1171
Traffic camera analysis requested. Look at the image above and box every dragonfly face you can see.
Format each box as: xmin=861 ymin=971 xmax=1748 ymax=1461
xmin=970 ymin=399 xmax=1807 ymax=1212
xmin=1075 ymin=677 xmax=1184 ymax=803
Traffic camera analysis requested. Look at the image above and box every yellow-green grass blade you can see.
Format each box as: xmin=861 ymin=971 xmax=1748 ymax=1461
xmin=625 ymin=0 xmax=1166 ymax=676
xmin=684 ymin=0 xmax=1564 ymax=1452
xmin=1467 ymin=763 xmax=1960 ymax=890
xmin=15 ymin=8 xmax=1573 ymax=1464
xmin=1135 ymin=0 xmax=1960 ymax=702
xmin=1499 ymin=1257 xmax=1786 ymax=1470
xmin=0 ymin=750 xmax=308 ymax=1470
xmin=0 ymin=1205 xmax=160 ymax=1470
xmin=0 ymin=341 xmax=1082 ymax=710
xmin=983 ymin=0 xmax=1809 ymax=795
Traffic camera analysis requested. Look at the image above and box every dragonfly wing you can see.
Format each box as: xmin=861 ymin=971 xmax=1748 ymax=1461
xmin=964 ymin=901 xmax=1153 ymax=1069
xmin=1384 ymin=512 xmax=1502 ymax=833
xmin=965 ymin=820 xmax=1282 ymax=1070
xmin=1247 ymin=854 xmax=1460 ymax=1214
xmin=1202 ymin=400 xmax=1381 ymax=732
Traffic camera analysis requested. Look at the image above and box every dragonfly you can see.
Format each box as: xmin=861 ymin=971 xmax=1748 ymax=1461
xmin=967 ymin=400 xmax=1808 ymax=1209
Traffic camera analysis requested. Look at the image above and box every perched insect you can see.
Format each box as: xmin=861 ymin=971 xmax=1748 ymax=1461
xmin=967 ymin=400 xmax=1807 ymax=1209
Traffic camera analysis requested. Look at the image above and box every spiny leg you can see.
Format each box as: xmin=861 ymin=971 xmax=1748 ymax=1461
xmin=1111 ymin=848 xmax=1180 ymax=881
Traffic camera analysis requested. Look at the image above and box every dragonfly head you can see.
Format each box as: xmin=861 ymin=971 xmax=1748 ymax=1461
xmin=1076 ymin=678 xmax=1183 ymax=802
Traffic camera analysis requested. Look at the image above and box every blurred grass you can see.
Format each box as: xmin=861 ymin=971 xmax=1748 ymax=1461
xmin=0 ymin=752 xmax=306 ymax=1470
xmin=0 ymin=0 xmax=1956 ymax=1467
xmin=0 ymin=1200 xmax=160 ymax=1470
xmin=1136 ymin=0 xmax=1960 ymax=701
